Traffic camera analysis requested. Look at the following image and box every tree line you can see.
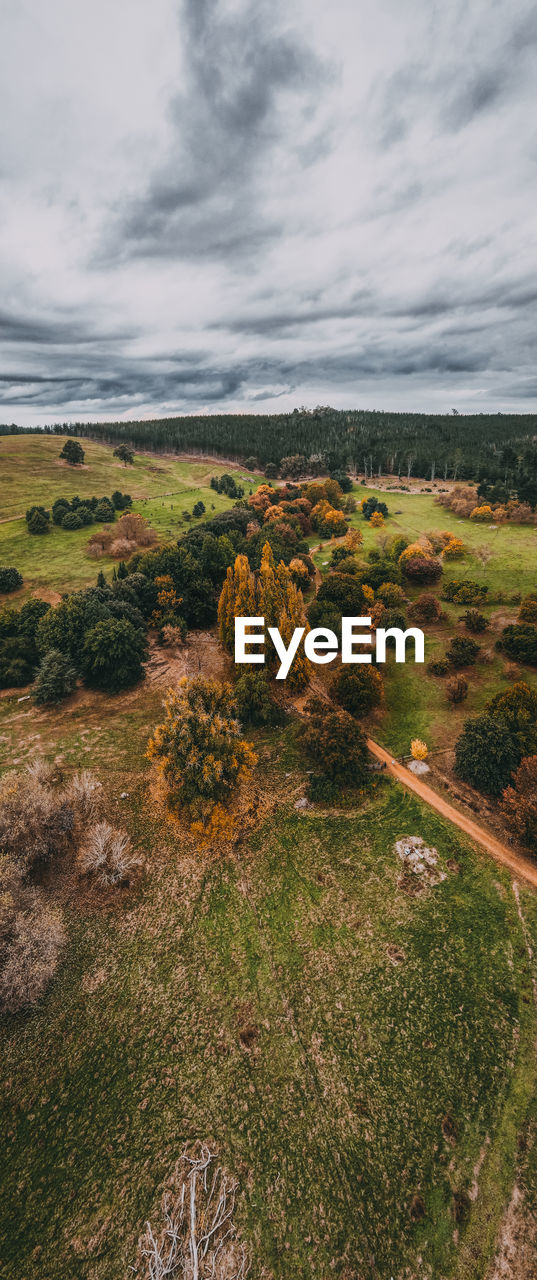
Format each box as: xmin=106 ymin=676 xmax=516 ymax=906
xmin=3 ymin=407 xmax=537 ymax=481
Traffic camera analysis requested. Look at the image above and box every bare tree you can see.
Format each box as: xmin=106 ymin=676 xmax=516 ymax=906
xmin=136 ymin=1146 xmax=250 ymax=1280
xmin=475 ymin=544 xmax=492 ymax=577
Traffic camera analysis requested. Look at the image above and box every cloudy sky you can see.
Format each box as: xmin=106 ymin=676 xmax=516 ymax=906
xmin=1 ymin=0 xmax=536 ymax=425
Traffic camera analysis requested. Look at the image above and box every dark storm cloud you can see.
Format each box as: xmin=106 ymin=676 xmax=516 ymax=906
xmin=102 ymin=0 xmax=328 ymax=264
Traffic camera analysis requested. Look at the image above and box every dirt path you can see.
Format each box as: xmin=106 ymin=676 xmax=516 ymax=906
xmin=366 ymin=737 xmax=537 ymax=890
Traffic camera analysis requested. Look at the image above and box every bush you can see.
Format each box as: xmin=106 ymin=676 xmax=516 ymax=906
xmin=446 ymin=674 xmax=469 ymax=703
xmin=193 ymin=501 xmax=206 ymax=518
xmin=78 ymin=821 xmax=141 ymax=886
xmin=0 ymin=597 xmax=50 ymax=688
xmin=299 ymin=696 xmax=369 ymax=794
xmin=446 ymin=636 xmax=480 ymax=668
xmin=33 ymin=649 xmax=77 ymax=705
xmin=60 ymin=438 xmax=84 ymax=465
xmin=501 ymin=756 xmax=537 ymax=849
xmin=407 ymin=593 xmax=442 ymax=623
xmin=62 ymin=510 xmax=83 ymax=531
xmin=362 ymin=496 xmax=388 ymax=521
xmin=0 ymin=567 xmax=23 ymax=593
xmin=0 ymin=856 xmax=65 ymax=1013
xmin=111 ymin=490 xmax=133 ymax=510
xmin=411 ymin=739 xmax=428 ymax=760
xmin=442 ymin=579 xmax=488 ymax=606
xmin=462 ymin=609 xmax=488 ymax=633
xmin=428 ymin=657 xmax=451 ymax=676
xmin=501 ymin=624 xmax=537 ymax=666
xmin=330 ymin=665 xmax=383 ymax=717
xmin=147 ymin=677 xmax=257 ymax=821
xmin=376 ymin=582 xmax=406 ymax=608
xmin=82 ymin=617 xmax=146 ymax=692
xmin=63 ymin=770 xmax=103 ymax=823
xmin=401 ymin=555 xmax=442 ymax=583
xmin=95 ymin=497 xmax=116 ymax=522
xmin=234 ymin=670 xmax=285 ymax=727
xmin=52 ymin=498 xmax=71 ymax=525
xmin=26 ymin=505 xmax=50 ymax=535
xmin=0 ymin=763 xmax=75 ymax=871
xmin=454 ymin=715 xmax=518 ymax=795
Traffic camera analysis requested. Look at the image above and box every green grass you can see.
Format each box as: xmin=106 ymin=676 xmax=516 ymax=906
xmin=0 ymin=690 xmax=536 ymax=1279
xmin=348 ymin=484 xmax=537 ymax=598
xmin=0 ymin=436 xmax=244 ymax=594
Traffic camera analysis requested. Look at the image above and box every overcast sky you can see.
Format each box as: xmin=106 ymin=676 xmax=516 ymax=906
xmin=1 ymin=0 xmax=536 ymax=425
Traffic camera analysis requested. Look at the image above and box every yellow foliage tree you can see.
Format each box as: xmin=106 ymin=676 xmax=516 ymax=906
xmin=442 ymin=536 xmax=465 ymax=559
xmin=218 ymin=555 xmax=257 ymax=649
xmin=218 ymin=543 xmax=311 ymax=691
xmin=411 ymin=739 xmax=428 ymax=760
xmin=147 ymin=677 xmax=257 ymax=824
xmin=370 ymin=511 xmax=384 ymax=528
xmin=470 ymin=504 xmax=494 ymax=522
xmin=344 ymin=528 xmax=363 ymax=552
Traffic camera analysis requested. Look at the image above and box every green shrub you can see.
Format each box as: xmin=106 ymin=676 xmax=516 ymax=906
xmin=428 ymin=657 xmax=451 ymax=676
xmin=95 ymin=498 xmax=116 ymax=522
xmin=81 ymin=617 xmax=147 ymax=691
xmin=455 ymin=715 xmax=518 ymax=796
xmin=500 ymin=624 xmax=537 ymax=666
xmin=62 ymin=511 xmax=83 ymax=531
xmin=60 ymin=438 xmax=84 ymax=465
xmin=442 ymin=579 xmax=488 ymax=605
xmin=234 ymin=670 xmax=286 ymax=727
xmin=462 ymin=609 xmax=488 ymax=633
xmin=300 ymin=697 xmax=369 ymax=796
xmin=0 ymin=567 xmax=23 ymax=593
xmin=446 ymin=636 xmax=480 ymax=668
xmin=33 ymin=649 xmax=77 ymax=705
xmin=26 ymin=505 xmax=50 ymax=535
xmin=330 ymin=665 xmax=383 ymax=717
xmin=52 ymin=499 xmax=71 ymax=525
xmin=486 ymin=682 xmax=537 ymax=759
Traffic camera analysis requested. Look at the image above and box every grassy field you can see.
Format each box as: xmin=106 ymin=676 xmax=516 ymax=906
xmin=0 ymin=436 xmax=252 ymax=594
xmin=346 ymin=484 xmax=537 ymax=598
xmin=1 ymin=687 xmax=536 ymax=1280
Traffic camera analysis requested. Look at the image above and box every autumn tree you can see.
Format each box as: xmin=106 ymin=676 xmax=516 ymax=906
xmin=501 ymin=756 xmax=537 ymax=849
xmin=219 ymin=544 xmax=311 ymax=691
xmin=147 ymin=677 xmax=257 ymax=822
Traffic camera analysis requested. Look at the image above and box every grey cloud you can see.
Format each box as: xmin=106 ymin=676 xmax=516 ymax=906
xmin=103 ymin=0 xmax=328 ymax=264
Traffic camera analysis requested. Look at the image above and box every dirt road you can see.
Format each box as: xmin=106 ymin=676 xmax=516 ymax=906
xmin=367 ymin=737 xmax=537 ymax=890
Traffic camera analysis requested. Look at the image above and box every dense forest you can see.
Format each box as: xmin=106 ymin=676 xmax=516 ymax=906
xmin=2 ymin=408 xmax=537 ymax=483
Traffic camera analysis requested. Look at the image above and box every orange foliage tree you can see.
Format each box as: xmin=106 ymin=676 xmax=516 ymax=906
xmin=218 ymin=543 xmax=311 ymax=692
